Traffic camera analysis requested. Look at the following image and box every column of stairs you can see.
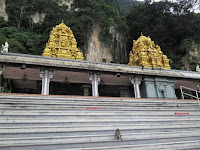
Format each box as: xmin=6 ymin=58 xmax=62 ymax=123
xmin=0 ymin=94 xmax=200 ymax=150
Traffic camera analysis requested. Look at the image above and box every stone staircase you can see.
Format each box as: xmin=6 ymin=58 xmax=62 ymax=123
xmin=0 ymin=94 xmax=200 ymax=150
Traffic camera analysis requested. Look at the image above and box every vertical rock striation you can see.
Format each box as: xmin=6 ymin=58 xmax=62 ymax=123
xmin=86 ymin=26 xmax=113 ymax=63
xmin=0 ymin=0 xmax=8 ymax=21
xmin=86 ymin=25 xmax=127 ymax=63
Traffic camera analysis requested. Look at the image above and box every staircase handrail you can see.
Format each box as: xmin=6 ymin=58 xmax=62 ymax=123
xmin=180 ymin=86 xmax=200 ymax=106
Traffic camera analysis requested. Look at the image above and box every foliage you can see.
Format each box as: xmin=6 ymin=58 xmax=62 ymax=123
xmin=0 ymin=17 xmax=8 ymax=27
xmin=0 ymin=26 xmax=44 ymax=55
xmin=72 ymin=0 xmax=127 ymax=45
xmin=126 ymin=1 xmax=200 ymax=70
xmin=3 ymin=0 xmax=126 ymax=57
xmin=1 ymin=0 xmax=200 ymax=70
xmin=3 ymin=88 xmax=11 ymax=93
xmin=117 ymin=0 xmax=141 ymax=16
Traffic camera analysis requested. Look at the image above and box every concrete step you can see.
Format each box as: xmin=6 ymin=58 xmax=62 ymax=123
xmin=0 ymin=99 xmax=198 ymax=107
xmin=0 ymin=95 xmax=198 ymax=104
xmin=1 ymin=136 xmax=200 ymax=150
xmin=0 ymin=104 xmax=197 ymax=109
xmin=2 ymin=127 xmax=200 ymax=138
xmin=0 ymin=130 xmax=200 ymax=146
xmin=0 ymin=106 xmax=199 ymax=111
xmin=1 ymin=110 xmax=199 ymax=116
xmin=0 ymin=97 xmax=198 ymax=105
xmin=0 ymin=114 xmax=198 ymax=119
xmin=0 ymin=117 xmax=199 ymax=124
xmin=0 ymin=118 xmax=199 ymax=125
xmin=1 ymin=123 xmax=200 ymax=134
xmin=1 ymin=121 xmax=199 ymax=128
xmin=170 ymin=147 xmax=200 ymax=150
xmin=0 ymin=104 xmax=198 ymax=110
xmin=64 ymin=140 xmax=200 ymax=150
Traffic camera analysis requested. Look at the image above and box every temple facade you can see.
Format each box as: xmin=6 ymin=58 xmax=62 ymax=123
xmin=0 ymin=52 xmax=199 ymax=99
xmin=0 ymin=24 xmax=199 ymax=99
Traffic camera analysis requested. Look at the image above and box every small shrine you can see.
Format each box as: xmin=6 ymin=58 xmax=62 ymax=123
xmin=128 ymin=33 xmax=171 ymax=69
xmin=42 ymin=20 xmax=84 ymax=60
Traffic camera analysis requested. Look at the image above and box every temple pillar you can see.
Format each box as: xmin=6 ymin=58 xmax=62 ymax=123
xmin=39 ymin=68 xmax=54 ymax=95
xmin=130 ymin=76 xmax=142 ymax=98
xmin=0 ymin=65 xmax=5 ymax=93
xmin=89 ymin=73 xmax=101 ymax=97
xmin=196 ymin=81 xmax=200 ymax=91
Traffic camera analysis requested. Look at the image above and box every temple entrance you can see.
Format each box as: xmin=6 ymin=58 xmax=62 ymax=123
xmin=11 ymin=79 xmax=41 ymax=94
xmin=49 ymin=82 xmax=89 ymax=96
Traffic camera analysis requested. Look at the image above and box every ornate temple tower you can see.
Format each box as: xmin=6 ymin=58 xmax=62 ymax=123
xmin=128 ymin=34 xmax=176 ymax=99
xmin=42 ymin=20 xmax=84 ymax=60
xmin=128 ymin=33 xmax=171 ymax=70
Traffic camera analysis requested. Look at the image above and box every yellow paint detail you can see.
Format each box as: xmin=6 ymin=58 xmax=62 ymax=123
xmin=128 ymin=33 xmax=171 ymax=70
xmin=42 ymin=20 xmax=84 ymax=60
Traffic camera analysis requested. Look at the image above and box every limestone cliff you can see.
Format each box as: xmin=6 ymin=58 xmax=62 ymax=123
xmin=109 ymin=26 xmax=127 ymax=63
xmin=182 ymin=42 xmax=200 ymax=71
xmin=0 ymin=0 xmax=8 ymax=21
xmin=86 ymin=26 xmax=113 ymax=62
xmin=30 ymin=12 xmax=46 ymax=24
xmin=0 ymin=0 xmax=127 ymax=63
xmin=190 ymin=43 xmax=200 ymax=60
xmin=58 ymin=0 xmax=74 ymax=10
xmin=86 ymin=25 xmax=127 ymax=63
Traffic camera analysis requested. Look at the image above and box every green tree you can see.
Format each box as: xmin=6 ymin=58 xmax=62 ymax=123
xmin=126 ymin=1 xmax=200 ymax=70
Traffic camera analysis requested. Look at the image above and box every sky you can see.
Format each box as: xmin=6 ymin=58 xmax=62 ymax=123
xmin=136 ymin=0 xmax=200 ymax=13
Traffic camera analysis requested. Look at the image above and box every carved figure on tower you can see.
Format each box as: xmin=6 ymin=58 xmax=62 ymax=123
xmin=128 ymin=33 xmax=171 ymax=70
xmin=42 ymin=20 xmax=84 ymax=60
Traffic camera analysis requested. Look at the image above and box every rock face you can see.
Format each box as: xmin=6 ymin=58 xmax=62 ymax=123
xmin=0 ymin=0 xmax=8 ymax=21
xmin=59 ymin=0 xmax=74 ymax=10
xmin=180 ymin=41 xmax=200 ymax=71
xmin=86 ymin=26 xmax=113 ymax=63
xmin=0 ymin=0 xmax=127 ymax=64
xmin=190 ymin=43 xmax=200 ymax=60
xmin=86 ymin=25 xmax=127 ymax=63
xmin=109 ymin=26 xmax=127 ymax=63
xmin=188 ymin=42 xmax=200 ymax=70
xmin=30 ymin=12 xmax=46 ymax=24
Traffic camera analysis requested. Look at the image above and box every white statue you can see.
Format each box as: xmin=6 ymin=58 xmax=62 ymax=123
xmin=1 ymin=41 xmax=9 ymax=52
xmin=196 ymin=65 xmax=200 ymax=72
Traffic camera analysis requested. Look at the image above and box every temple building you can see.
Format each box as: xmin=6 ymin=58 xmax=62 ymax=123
xmin=126 ymin=34 xmax=176 ymax=99
xmin=128 ymin=33 xmax=171 ymax=69
xmin=42 ymin=20 xmax=84 ymax=60
xmin=0 ymin=26 xmax=199 ymax=100
xmin=0 ymin=22 xmax=200 ymax=150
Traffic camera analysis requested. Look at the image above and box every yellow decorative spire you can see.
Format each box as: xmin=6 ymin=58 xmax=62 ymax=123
xmin=42 ymin=20 xmax=84 ymax=60
xmin=128 ymin=34 xmax=171 ymax=69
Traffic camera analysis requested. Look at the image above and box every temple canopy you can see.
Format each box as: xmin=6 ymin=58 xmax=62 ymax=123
xmin=128 ymin=33 xmax=171 ymax=70
xmin=42 ymin=20 xmax=84 ymax=60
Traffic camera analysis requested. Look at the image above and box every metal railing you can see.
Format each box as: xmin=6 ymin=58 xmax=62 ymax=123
xmin=180 ymin=86 xmax=200 ymax=106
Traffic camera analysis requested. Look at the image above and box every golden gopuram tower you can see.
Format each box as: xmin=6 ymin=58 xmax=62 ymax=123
xmin=42 ymin=20 xmax=84 ymax=60
xmin=128 ymin=33 xmax=171 ymax=69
